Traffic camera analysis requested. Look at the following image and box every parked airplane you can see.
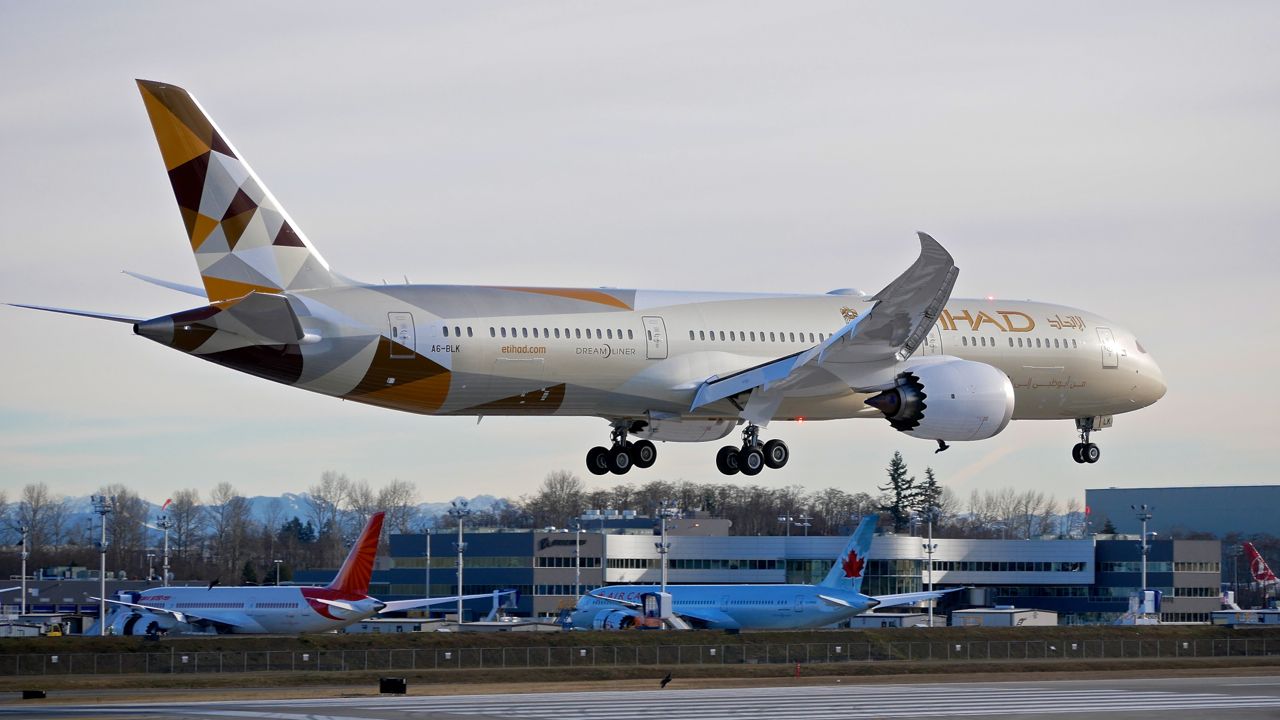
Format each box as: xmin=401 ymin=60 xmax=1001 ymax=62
xmin=94 ymin=512 xmax=507 ymax=635
xmin=11 ymin=80 xmax=1166 ymax=475
xmin=1244 ymin=542 xmax=1277 ymax=586
xmin=569 ymin=516 xmax=959 ymax=630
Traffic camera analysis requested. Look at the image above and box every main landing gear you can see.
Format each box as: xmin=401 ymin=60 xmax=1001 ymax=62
xmin=586 ymin=425 xmax=657 ymax=476
xmin=1072 ymin=417 xmax=1100 ymax=464
xmin=715 ymin=424 xmax=789 ymax=476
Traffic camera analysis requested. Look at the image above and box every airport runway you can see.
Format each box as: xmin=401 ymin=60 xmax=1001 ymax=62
xmin=5 ymin=675 xmax=1280 ymax=719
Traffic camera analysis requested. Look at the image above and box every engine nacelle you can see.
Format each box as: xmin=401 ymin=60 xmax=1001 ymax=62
xmin=865 ymin=358 xmax=1015 ymax=441
xmin=591 ymin=609 xmax=640 ymax=630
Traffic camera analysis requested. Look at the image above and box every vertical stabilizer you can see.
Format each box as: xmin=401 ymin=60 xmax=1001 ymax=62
xmin=135 ymin=80 xmax=339 ymax=301
xmin=1244 ymin=542 xmax=1278 ymax=583
xmin=327 ymin=512 xmax=385 ymax=595
xmin=820 ymin=515 xmax=878 ymax=594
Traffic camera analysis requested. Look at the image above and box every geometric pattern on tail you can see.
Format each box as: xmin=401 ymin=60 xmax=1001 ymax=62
xmin=136 ymin=80 xmax=337 ymax=301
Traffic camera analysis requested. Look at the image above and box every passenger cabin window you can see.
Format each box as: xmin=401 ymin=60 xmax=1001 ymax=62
xmin=467 ymin=327 xmax=473 ymax=337
xmin=700 ymin=331 xmax=706 ymax=341
xmin=750 ymin=331 xmax=757 ymax=341
xmin=490 ymin=327 xmax=496 ymax=337
xmin=719 ymin=331 xmax=726 ymax=341
xmin=443 ymin=326 xmax=449 ymax=337
xmin=607 ymin=329 xmax=613 ymax=339
xmin=628 ymin=330 xmax=633 ymax=340
xmin=961 ymin=336 xmax=967 ymax=346
xmin=770 ymin=332 xmax=776 ymax=342
xmin=500 ymin=327 xmax=507 ymax=338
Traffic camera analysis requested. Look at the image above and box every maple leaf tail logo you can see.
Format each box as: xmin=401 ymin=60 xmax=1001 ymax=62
xmin=842 ymin=549 xmax=866 ymax=579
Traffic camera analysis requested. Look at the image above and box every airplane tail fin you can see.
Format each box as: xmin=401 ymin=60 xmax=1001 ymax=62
xmin=326 ymin=512 xmax=385 ymax=595
xmin=1244 ymin=542 xmax=1278 ymax=583
xmin=819 ymin=515 xmax=878 ymax=594
xmin=135 ymin=80 xmax=341 ymax=302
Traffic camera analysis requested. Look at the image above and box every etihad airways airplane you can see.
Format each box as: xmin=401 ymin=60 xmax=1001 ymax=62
xmin=571 ymin=516 xmax=958 ymax=630
xmin=95 ymin=512 xmax=508 ymax=635
xmin=12 ymin=81 xmax=1166 ymax=475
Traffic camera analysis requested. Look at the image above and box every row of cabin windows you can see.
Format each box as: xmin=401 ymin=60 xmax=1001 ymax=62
xmin=961 ymin=336 xmax=1080 ymax=350
xmin=441 ymin=326 xmax=475 ymax=338
xmin=487 ymin=326 xmax=634 ymax=340
xmin=689 ymin=329 xmax=827 ymax=344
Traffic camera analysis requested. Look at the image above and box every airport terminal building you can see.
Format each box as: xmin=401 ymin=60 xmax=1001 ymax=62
xmin=296 ymin=515 xmax=1222 ymax=625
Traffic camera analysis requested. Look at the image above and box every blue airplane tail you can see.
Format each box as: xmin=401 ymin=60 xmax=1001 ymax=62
xmin=819 ymin=515 xmax=877 ymax=593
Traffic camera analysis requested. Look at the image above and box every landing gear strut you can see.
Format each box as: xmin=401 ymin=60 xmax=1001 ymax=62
xmin=1072 ymin=418 xmax=1100 ymax=464
xmin=716 ymin=424 xmax=789 ymax=476
xmin=586 ymin=424 xmax=657 ymax=476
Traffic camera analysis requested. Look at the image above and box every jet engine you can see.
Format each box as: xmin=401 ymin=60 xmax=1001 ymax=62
xmin=864 ymin=358 xmax=1015 ymax=441
xmin=591 ymin=609 xmax=640 ymax=630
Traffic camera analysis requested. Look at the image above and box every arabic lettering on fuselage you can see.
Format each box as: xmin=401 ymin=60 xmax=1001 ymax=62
xmin=1046 ymin=314 xmax=1087 ymax=332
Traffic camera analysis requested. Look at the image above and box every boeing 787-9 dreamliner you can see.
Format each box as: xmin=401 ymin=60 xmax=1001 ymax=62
xmin=12 ymin=81 xmax=1166 ymax=475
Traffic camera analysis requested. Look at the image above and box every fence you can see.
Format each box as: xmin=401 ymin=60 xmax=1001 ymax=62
xmin=3 ymin=637 xmax=1278 ymax=676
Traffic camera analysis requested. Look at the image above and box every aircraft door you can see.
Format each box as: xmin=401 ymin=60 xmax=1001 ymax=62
xmin=793 ymin=594 xmax=805 ymax=613
xmin=642 ymin=316 xmax=668 ymax=360
xmin=920 ymin=325 xmax=943 ymax=356
xmin=1096 ymin=327 xmax=1118 ymax=368
xmin=388 ymin=312 xmax=416 ymax=359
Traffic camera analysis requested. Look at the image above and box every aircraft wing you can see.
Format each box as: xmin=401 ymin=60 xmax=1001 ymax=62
xmin=7 ymin=304 xmax=142 ymax=324
xmin=379 ymin=590 xmax=516 ymax=614
xmin=689 ymin=233 xmax=956 ymax=421
xmin=92 ymin=596 xmax=248 ymax=630
xmin=0 ymin=586 xmax=20 ymax=594
xmin=871 ymin=586 xmax=966 ymax=610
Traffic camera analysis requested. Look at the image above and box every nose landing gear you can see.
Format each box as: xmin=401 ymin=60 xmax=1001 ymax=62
xmin=586 ymin=424 xmax=657 ymax=476
xmin=1072 ymin=417 xmax=1100 ymax=464
xmin=716 ymin=424 xmax=789 ymax=476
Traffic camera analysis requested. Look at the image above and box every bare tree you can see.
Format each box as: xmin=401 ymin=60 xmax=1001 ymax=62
xmin=167 ymin=489 xmax=206 ymax=573
xmin=307 ymin=471 xmax=350 ymax=566
xmin=523 ymin=471 xmax=586 ymax=528
xmin=207 ymin=482 xmax=253 ymax=576
xmin=378 ymin=479 xmax=419 ymax=536
xmin=14 ymin=483 xmax=53 ymax=552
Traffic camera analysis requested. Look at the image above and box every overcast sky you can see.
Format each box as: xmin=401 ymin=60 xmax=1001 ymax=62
xmin=2 ymin=2 xmax=1277 ymax=510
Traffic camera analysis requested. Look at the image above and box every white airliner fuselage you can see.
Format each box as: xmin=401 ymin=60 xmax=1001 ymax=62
xmin=14 ymin=80 xmax=1167 ymax=475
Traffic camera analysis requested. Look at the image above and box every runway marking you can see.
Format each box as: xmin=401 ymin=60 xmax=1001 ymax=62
xmin=9 ymin=683 xmax=1280 ymax=719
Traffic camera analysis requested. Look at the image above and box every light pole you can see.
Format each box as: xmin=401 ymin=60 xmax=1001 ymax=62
xmin=18 ymin=525 xmax=28 ymax=616
xmin=921 ymin=508 xmax=938 ymax=627
xmin=448 ymin=500 xmax=472 ymax=624
xmin=1131 ymin=504 xmax=1154 ymax=594
xmin=424 ymin=529 xmax=432 ymax=607
xmin=656 ymin=501 xmax=679 ymax=593
xmin=273 ymin=559 xmax=283 ymax=586
xmin=1230 ymin=544 xmax=1243 ymax=603
xmin=155 ymin=514 xmax=173 ymax=584
xmin=796 ymin=514 xmax=813 ymax=537
xmin=777 ymin=515 xmax=794 ymax=537
xmin=91 ymin=495 xmax=115 ymax=636
xmin=572 ymin=524 xmax=583 ymax=598
xmin=146 ymin=553 xmax=156 ymax=582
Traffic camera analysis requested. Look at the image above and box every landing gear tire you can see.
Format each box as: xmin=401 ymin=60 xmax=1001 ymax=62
xmin=739 ymin=446 xmax=765 ymax=476
xmin=607 ymin=445 xmax=633 ymax=475
xmin=586 ymin=446 xmax=610 ymax=475
xmin=716 ymin=445 xmax=741 ymax=475
xmin=631 ymin=439 xmax=657 ymax=469
xmin=1073 ymin=418 xmax=1102 ymax=464
xmin=763 ymin=439 xmax=789 ymax=469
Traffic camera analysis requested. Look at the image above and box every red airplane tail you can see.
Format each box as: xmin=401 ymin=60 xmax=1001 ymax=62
xmin=326 ymin=512 xmax=385 ymax=595
xmin=1244 ymin=542 xmax=1278 ymax=583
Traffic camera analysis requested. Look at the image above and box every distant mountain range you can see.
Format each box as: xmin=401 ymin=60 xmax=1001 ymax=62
xmin=57 ymin=493 xmax=508 ymax=535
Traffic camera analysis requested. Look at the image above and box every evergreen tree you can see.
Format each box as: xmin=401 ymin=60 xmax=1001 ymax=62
xmin=878 ymin=451 xmax=918 ymax=533
xmin=240 ymin=560 xmax=259 ymax=585
xmin=916 ymin=467 xmax=943 ymax=514
xmin=1101 ymin=517 xmax=1118 ymax=534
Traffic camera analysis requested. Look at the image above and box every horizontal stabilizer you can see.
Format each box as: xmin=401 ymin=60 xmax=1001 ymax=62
xmin=817 ymin=594 xmax=854 ymax=608
xmin=872 ymin=586 xmax=966 ymax=609
xmin=123 ymin=271 xmax=206 ymax=298
xmin=8 ymin=303 xmax=142 ymax=324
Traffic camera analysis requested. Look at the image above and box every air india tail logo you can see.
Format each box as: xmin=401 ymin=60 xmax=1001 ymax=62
xmin=842 ymin=549 xmax=866 ymax=579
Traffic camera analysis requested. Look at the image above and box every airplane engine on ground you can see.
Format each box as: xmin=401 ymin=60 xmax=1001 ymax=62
xmin=591 ymin=609 xmax=640 ymax=630
xmin=865 ymin=358 xmax=1015 ymax=441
